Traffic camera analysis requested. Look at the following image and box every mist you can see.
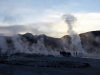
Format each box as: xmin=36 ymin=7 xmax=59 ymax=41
xmin=63 ymin=14 xmax=85 ymax=54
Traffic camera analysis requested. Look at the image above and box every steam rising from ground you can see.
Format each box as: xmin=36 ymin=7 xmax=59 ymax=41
xmin=63 ymin=14 xmax=85 ymax=54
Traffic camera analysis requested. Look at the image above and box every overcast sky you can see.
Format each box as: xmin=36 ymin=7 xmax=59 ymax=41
xmin=0 ymin=0 xmax=100 ymax=37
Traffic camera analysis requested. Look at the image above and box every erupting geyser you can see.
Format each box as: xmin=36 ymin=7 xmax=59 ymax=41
xmin=63 ymin=14 xmax=85 ymax=56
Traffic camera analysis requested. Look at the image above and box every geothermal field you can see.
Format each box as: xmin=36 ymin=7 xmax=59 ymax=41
xmin=0 ymin=0 xmax=100 ymax=75
xmin=0 ymin=30 xmax=100 ymax=75
xmin=0 ymin=14 xmax=99 ymax=75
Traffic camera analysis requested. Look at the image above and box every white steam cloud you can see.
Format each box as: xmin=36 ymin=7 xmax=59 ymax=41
xmin=63 ymin=14 xmax=85 ymax=54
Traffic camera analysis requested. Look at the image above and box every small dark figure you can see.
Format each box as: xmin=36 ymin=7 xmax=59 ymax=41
xmin=60 ymin=51 xmax=71 ymax=57
xmin=76 ymin=52 xmax=77 ymax=55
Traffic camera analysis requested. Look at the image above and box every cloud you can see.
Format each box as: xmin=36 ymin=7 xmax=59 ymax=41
xmin=0 ymin=21 xmax=67 ymax=37
xmin=0 ymin=0 xmax=100 ymax=38
xmin=73 ymin=13 xmax=100 ymax=33
xmin=0 ymin=0 xmax=35 ymax=24
xmin=0 ymin=25 xmax=27 ymax=35
xmin=0 ymin=12 xmax=100 ymax=38
xmin=41 ymin=12 xmax=100 ymax=37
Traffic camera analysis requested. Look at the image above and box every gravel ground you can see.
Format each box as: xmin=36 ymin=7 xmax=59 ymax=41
xmin=0 ymin=55 xmax=100 ymax=75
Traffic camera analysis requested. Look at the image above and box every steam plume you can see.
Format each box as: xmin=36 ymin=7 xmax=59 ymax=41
xmin=63 ymin=14 xmax=85 ymax=54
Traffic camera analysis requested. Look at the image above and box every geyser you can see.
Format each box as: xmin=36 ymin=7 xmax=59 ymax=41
xmin=63 ymin=14 xmax=85 ymax=55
